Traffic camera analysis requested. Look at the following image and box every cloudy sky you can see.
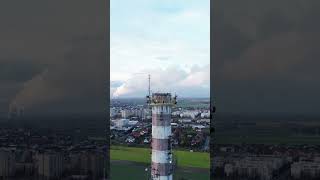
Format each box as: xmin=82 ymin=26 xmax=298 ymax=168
xmin=0 ymin=0 xmax=107 ymax=116
xmin=110 ymin=0 xmax=210 ymax=98
xmin=213 ymin=0 xmax=320 ymax=114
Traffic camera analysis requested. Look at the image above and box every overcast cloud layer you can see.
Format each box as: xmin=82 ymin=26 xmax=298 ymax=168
xmin=213 ymin=0 xmax=320 ymax=114
xmin=0 ymin=0 xmax=107 ymax=116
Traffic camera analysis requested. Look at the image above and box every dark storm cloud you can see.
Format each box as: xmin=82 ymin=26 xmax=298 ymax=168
xmin=11 ymin=36 xmax=107 ymax=115
xmin=0 ymin=0 xmax=107 ymax=116
xmin=212 ymin=0 xmax=320 ymax=114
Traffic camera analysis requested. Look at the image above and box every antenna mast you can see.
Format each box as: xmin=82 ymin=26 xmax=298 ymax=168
xmin=146 ymin=74 xmax=152 ymax=108
xmin=148 ymin=74 xmax=151 ymax=97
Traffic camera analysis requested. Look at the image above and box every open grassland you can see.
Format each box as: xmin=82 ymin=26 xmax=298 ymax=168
xmin=110 ymin=146 xmax=210 ymax=169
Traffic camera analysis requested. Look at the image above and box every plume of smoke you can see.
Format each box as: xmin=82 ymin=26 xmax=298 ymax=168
xmin=112 ymin=65 xmax=210 ymax=98
xmin=9 ymin=69 xmax=62 ymax=112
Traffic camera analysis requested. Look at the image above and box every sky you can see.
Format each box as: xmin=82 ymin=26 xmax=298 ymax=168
xmin=212 ymin=0 xmax=320 ymax=114
xmin=1 ymin=0 xmax=319 ymax=116
xmin=110 ymin=0 xmax=210 ymax=98
xmin=0 ymin=0 xmax=107 ymax=116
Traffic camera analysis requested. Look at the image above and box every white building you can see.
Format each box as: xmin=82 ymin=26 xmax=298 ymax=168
xmin=116 ymin=119 xmax=129 ymax=128
xmin=178 ymin=119 xmax=192 ymax=123
xmin=110 ymin=108 xmax=117 ymax=117
xmin=200 ymin=112 xmax=210 ymax=118
xmin=291 ymin=159 xmax=320 ymax=179
xmin=70 ymin=152 xmax=105 ymax=178
xmin=133 ymin=109 xmax=143 ymax=118
xmin=196 ymin=119 xmax=210 ymax=123
xmin=0 ymin=149 xmax=16 ymax=178
xmin=121 ymin=109 xmax=145 ymax=119
xmin=191 ymin=124 xmax=206 ymax=130
xmin=179 ymin=110 xmax=200 ymax=119
xmin=36 ymin=152 xmax=63 ymax=179
xmin=222 ymin=156 xmax=286 ymax=180
xmin=80 ymin=152 xmax=105 ymax=178
xmin=121 ymin=110 xmax=131 ymax=118
xmin=143 ymin=109 xmax=151 ymax=119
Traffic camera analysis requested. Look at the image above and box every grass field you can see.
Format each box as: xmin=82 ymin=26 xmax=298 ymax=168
xmin=215 ymin=134 xmax=320 ymax=145
xmin=110 ymin=146 xmax=210 ymax=169
xmin=110 ymin=160 xmax=210 ymax=180
xmin=215 ymin=115 xmax=320 ymax=145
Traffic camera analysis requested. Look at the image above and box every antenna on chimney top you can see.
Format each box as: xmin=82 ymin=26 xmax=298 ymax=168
xmin=148 ymin=74 xmax=151 ymax=97
xmin=146 ymin=74 xmax=152 ymax=106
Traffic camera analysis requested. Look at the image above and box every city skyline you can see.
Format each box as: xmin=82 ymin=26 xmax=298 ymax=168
xmin=110 ymin=0 xmax=210 ymax=98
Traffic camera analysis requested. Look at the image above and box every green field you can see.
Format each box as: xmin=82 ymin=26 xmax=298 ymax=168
xmin=215 ymin=115 xmax=320 ymax=145
xmin=215 ymin=134 xmax=320 ymax=145
xmin=110 ymin=161 xmax=210 ymax=180
xmin=110 ymin=146 xmax=210 ymax=169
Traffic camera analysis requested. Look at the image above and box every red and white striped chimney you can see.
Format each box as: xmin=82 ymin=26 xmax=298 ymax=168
xmin=148 ymin=93 xmax=176 ymax=180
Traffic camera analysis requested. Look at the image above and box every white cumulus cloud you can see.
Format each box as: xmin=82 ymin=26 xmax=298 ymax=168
xmin=112 ymin=65 xmax=209 ymax=98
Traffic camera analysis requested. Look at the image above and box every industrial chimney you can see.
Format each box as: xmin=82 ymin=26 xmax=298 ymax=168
xmin=147 ymin=93 xmax=177 ymax=180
